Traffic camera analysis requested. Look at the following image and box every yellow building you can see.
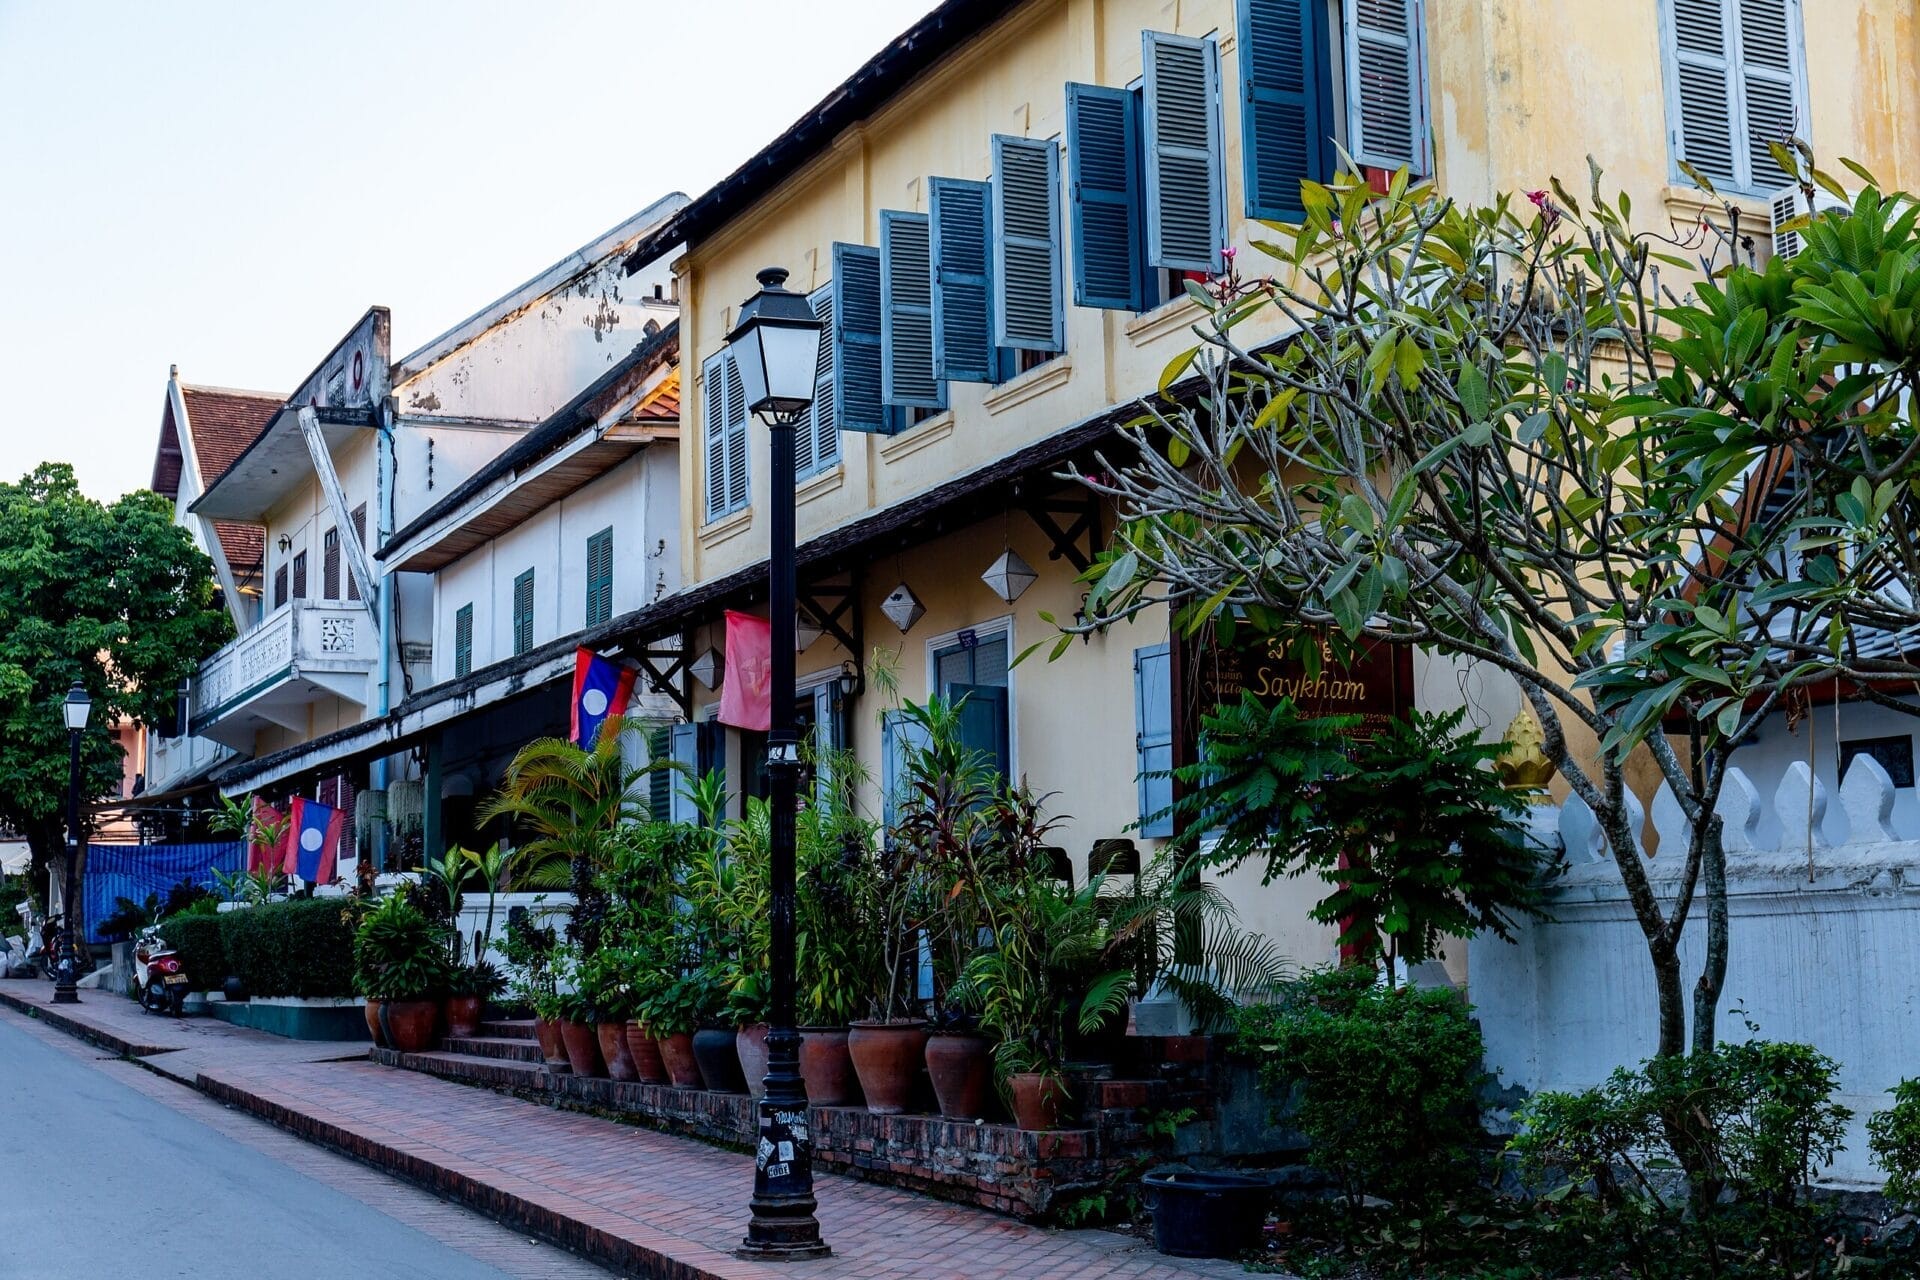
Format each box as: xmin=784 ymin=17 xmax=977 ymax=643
xmin=610 ymin=0 xmax=1918 ymax=971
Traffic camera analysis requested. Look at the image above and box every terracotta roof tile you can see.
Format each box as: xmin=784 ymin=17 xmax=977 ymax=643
xmin=155 ymin=384 xmax=281 ymax=583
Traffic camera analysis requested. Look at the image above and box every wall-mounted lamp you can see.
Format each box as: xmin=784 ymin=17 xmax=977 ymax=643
xmin=276 ymin=534 xmax=293 ymax=553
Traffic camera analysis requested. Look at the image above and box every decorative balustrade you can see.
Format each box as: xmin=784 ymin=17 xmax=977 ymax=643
xmin=189 ymin=599 xmax=378 ymax=740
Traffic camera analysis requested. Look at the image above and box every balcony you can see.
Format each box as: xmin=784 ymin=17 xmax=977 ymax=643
xmin=191 ymin=600 xmax=378 ymax=749
xmin=146 ymin=730 xmax=237 ymax=795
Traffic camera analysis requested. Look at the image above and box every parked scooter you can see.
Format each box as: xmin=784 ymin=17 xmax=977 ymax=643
xmin=134 ymin=925 xmax=188 ymax=1015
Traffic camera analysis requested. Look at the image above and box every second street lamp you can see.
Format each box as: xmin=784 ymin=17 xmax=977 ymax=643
xmin=728 ymin=267 xmax=830 ymax=1262
xmin=53 ymin=681 xmax=93 ymax=1005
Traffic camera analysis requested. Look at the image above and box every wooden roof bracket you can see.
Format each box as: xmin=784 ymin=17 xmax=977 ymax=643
xmin=797 ymin=570 xmax=864 ymax=696
xmin=1023 ymin=488 xmax=1104 ymax=575
xmin=629 ymin=632 xmax=694 ymax=719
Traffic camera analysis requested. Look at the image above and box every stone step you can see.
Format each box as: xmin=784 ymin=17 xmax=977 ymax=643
xmin=390 ymin=1049 xmax=556 ymax=1090
xmin=478 ymin=1018 xmax=538 ymax=1041
xmin=443 ymin=1035 xmax=545 ymax=1064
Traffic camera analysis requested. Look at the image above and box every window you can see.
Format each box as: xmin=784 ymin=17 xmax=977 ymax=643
xmin=991 ymin=134 xmax=1065 ymax=353
xmin=798 ymin=285 xmax=840 ymax=479
xmin=511 ymin=569 xmax=535 ymax=656
xmin=322 ymin=527 xmax=340 ymax=600
xmin=272 ymin=564 xmax=288 ymax=610
xmin=930 ymin=177 xmax=1000 ymax=384
xmin=933 ymin=629 xmax=1012 ymax=780
xmin=291 ymin=550 xmax=308 ymax=601
xmin=348 ymin=503 xmax=367 ymax=601
xmin=880 ymin=209 xmax=947 ymax=412
xmin=1133 ymin=643 xmax=1174 ymax=838
xmin=453 ymin=604 xmax=473 ymax=678
xmin=700 ymin=349 xmax=750 ymax=522
xmin=1662 ymin=0 xmax=1805 ymax=196
xmin=585 ymin=527 xmax=613 ymax=627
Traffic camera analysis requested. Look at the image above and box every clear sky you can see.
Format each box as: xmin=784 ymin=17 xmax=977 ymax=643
xmin=0 ymin=0 xmax=934 ymax=500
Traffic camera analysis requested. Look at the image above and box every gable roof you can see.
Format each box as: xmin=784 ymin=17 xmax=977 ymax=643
xmin=154 ymin=381 xmax=282 ymax=582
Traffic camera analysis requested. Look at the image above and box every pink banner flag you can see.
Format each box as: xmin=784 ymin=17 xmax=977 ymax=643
xmin=718 ymin=610 xmax=772 ymax=731
xmin=247 ymin=797 xmax=287 ymax=874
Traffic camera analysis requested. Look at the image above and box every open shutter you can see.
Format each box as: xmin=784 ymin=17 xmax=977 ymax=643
xmin=453 ymin=604 xmax=473 ymax=678
xmin=832 ymin=243 xmax=886 ymax=432
xmin=273 ymin=564 xmax=288 ymax=609
xmin=667 ymin=722 xmax=699 ymax=824
xmin=811 ymin=679 xmax=848 ymax=807
xmin=348 ymin=504 xmax=367 ymax=601
xmin=1142 ymin=30 xmax=1224 ymax=273
xmin=803 ymin=284 xmax=838 ymax=475
xmin=1242 ymin=0 xmax=1335 ymax=220
xmin=323 ymin=527 xmax=340 ymax=600
xmin=1066 ymin=82 xmax=1145 ymax=310
xmin=1736 ymin=0 xmax=1799 ymax=191
xmin=991 ymin=135 xmax=1064 ymax=351
xmin=951 ymin=684 xmax=1011 ymax=781
xmin=292 ymin=551 xmax=308 ymax=600
xmin=723 ymin=352 xmax=749 ymax=513
xmin=701 ymin=350 xmax=730 ymax=521
xmin=1133 ymin=644 xmax=1173 ymax=838
xmin=880 ymin=210 xmax=943 ymax=409
xmin=930 ymin=178 xmax=996 ymax=383
xmin=586 ymin=527 xmax=613 ymax=627
xmin=1344 ymin=0 xmax=1427 ymax=174
xmin=1668 ymin=0 xmax=1740 ymax=190
xmin=881 ymin=709 xmax=933 ymax=839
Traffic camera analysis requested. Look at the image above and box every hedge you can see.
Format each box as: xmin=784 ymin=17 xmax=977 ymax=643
xmin=155 ymin=914 xmax=226 ymax=993
xmin=217 ymin=899 xmax=364 ymax=998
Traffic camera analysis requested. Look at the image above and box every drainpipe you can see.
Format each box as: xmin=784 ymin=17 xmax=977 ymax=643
xmin=372 ymin=397 xmax=398 ymax=870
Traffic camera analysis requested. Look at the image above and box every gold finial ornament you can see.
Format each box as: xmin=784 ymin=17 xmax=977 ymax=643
xmin=1495 ymin=706 xmax=1557 ymax=793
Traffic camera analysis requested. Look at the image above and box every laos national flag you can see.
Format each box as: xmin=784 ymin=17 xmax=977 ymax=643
xmin=284 ymin=797 xmax=344 ymax=886
xmin=572 ymin=647 xmax=636 ymax=748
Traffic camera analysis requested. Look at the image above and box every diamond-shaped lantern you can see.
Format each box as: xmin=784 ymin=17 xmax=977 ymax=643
xmin=689 ymin=646 xmax=724 ymax=690
xmin=981 ymin=549 xmax=1038 ymax=604
xmin=880 ymin=583 xmax=926 ymax=634
xmin=795 ymin=607 xmax=824 ymax=652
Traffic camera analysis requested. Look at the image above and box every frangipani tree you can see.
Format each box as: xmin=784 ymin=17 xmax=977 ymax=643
xmin=1073 ymin=159 xmax=1913 ymax=1058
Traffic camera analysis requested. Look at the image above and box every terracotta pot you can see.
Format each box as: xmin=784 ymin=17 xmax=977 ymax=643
xmin=445 ymin=995 xmax=483 ymax=1039
xmin=655 ymin=1030 xmax=702 ymax=1089
xmin=736 ymin=1023 xmax=771 ymax=1100
xmin=596 ymin=1022 xmax=638 ymax=1082
xmin=691 ymin=1026 xmax=746 ymax=1093
xmin=799 ymin=1027 xmax=858 ymax=1106
xmin=925 ymin=1031 xmax=995 ymax=1120
xmin=1008 ymin=1072 xmax=1070 ymax=1131
xmin=533 ymin=1017 xmax=572 ymax=1071
xmin=624 ymin=1022 xmax=668 ymax=1084
xmin=383 ymin=999 xmax=440 ymax=1054
xmin=364 ymin=998 xmax=387 ymax=1047
xmin=848 ymin=1020 xmax=930 ymax=1114
xmin=559 ymin=1017 xmax=606 ymax=1078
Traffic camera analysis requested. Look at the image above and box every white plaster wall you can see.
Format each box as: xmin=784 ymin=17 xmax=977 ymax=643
xmin=1727 ymin=698 xmax=1920 ymax=846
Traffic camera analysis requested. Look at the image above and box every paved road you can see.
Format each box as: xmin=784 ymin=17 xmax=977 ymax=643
xmin=0 ymin=1010 xmax=610 ymax=1280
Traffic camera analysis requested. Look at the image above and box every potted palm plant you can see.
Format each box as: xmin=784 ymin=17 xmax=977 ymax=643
xmin=353 ymin=894 xmax=454 ymax=1054
xmin=796 ymin=793 xmax=881 ymax=1107
xmin=502 ymin=911 xmax=570 ymax=1072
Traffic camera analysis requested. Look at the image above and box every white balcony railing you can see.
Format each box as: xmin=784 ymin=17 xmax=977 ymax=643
xmin=190 ymin=599 xmax=378 ymax=746
xmin=146 ymin=730 xmax=236 ymax=794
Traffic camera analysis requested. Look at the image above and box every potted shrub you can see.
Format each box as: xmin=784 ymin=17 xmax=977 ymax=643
xmin=636 ymin=969 xmax=710 ymax=1089
xmin=502 ymin=911 xmax=570 ymax=1072
xmin=446 ymin=959 xmax=505 ymax=1039
xmin=551 ymin=950 xmax=607 ymax=1078
xmin=353 ymin=894 xmax=453 ymax=1053
xmin=795 ymin=779 xmax=880 ymax=1107
xmin=577 ymin=948 xmax=639 ymax=1082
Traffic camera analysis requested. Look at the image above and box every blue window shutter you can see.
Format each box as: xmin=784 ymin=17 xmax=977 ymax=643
xmin=1134 ymin=643 xmax=1174 ymax=837
xmin=667 ymin=722 xmax=699 ymax=824
xmin=1344 ymin=0 xmax=1430 ymax=174
xmin=1242 ymin=0 xmax=1337 ymax=221
xmin=811 ymin=679 xmax=848 ymax=806
xmin=880 ymin=210 xmax=944 ymax=409
xmin=723 ymin=351 xmax=749 ymax=513
xmin=1143 ymin=30 xmax=1225 ymax=272
xmin=831 ymin=242 xmax=887 ymax=432
xmin=700 ymin=350 xmax=730 ymax=520
xmin=803 ymin=283 xmax=839 ymax=476
xmin=930 ymin=177 xmax=996 ymax=383
xmin=951 ymin=684 xmax=1011 ymax=780
xmin=991 ymin=135 xmax=1065 ymax=352
xmin=1066 ymin=82 xmax=1145 ymax=310
xmin=881 ymin=709 xmax=933 ymax=838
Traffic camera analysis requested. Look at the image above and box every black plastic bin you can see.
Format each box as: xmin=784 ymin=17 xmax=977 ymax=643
xmin=1141 ymin=1168 xmax=1269 ymax=1259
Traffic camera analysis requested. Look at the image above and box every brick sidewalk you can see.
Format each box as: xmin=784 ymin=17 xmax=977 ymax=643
xmin=0 ymin=983 xmax=1274 ymax=1280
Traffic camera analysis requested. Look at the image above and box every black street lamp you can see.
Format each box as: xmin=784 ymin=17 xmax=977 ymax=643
xmin=53 ymin=681 xmax=92 ymax=1005
xmin=728 ymin=267 xmax=830 ymax=1262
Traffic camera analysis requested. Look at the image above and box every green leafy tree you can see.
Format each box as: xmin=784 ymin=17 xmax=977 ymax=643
xmin=0 ymin=464 xmax=231 ymax=894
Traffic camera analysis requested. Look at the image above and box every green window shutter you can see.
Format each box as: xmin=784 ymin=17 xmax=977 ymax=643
xmin=929 ymin=177 xmax=996 ymax=384
xmin=453 ymin=604 xmax=473 ymax=678
xmin=1343 ymin=0 xmax=1430 ymax=174
xmin=700 ymin=350 xmax=731 ymax=521
xmin=648 ymin=725 xmax=673 ymax=819
xmin=831 ymin=243 xmax=887 ymax=432
xmin=879 ymin=210 xmax=945 ymax=410
xmin=1664 ymin=0 xmax=1803 ymax=194
xmin=512 ymin=569 xmax=534 ymax=656
xmin=801 ymin=284 xmax=839 ymax=477
xmin=1065 ymin=81 xmax=1146 ymax=310
xmin=991 ymin=134 xmax=1064 ymax=352
xmin=1133 ymin=643 xmax=1174 ymax=838
xmin=1143 ymin=30 xmax=1225 ymax=273
xmin=1242 ymin=0 xmax=1337 ymax=220
xmin=585 ymin=527 xmax=613 ymax=627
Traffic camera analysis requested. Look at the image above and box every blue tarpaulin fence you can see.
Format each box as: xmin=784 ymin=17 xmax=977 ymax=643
xmin=84 ymin=842 xmax=245 ymax=942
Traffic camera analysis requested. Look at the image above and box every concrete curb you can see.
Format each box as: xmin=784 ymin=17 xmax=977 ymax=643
xmin=0 ymin=985 xmax=178 ymax=1058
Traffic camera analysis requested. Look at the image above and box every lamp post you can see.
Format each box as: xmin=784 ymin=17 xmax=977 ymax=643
xmin=53 ymin=681 xmax=92 ymax=1005
xmin=728 ymin=267 xmax=830 ymax=1261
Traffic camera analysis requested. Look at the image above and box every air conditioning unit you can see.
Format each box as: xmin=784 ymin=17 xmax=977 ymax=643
xmin=1768 ymin=184 xmax=1851 ymax=260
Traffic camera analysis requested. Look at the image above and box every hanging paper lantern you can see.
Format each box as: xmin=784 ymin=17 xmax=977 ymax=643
xmin=795 ymin=607 xmax=824 ymax=652
xmin=880 ymin=583 xmax=926 ymax=634
xmin=689 ymin=646 xmax=724 ymax=690
xmin=980 ymin=549 xmax=1038 ymax=603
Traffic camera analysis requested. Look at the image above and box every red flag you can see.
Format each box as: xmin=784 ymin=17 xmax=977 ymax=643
xmin=718 ymin=610 xmax=772 ymax=731
xmin=248 ymin=797 xmax=288 ymax=874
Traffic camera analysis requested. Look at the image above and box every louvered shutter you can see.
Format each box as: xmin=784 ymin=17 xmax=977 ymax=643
xmin=831 ymin=243 xmax=886 ymax=432
xmin=991 ymin=135 xmax=1064 ymax=351
xmin=1242 ymin=0 xmax=1335 ymax=221
xmin=1736 ymin=0 xmax=1798 ymax=190
xmin=273 ymin=564 xmax=288 ymax=609
xmin=512 ymin=569 xmax=534 ymax=655
xmin=667 ymin=722 xmax=699 ymax=824
xmin=1344 ymin=0 xmax=1428 ymax=174
xmin=1668 ymin=0 xmax=1800 ymax=195
xmin=929 ymin=178 xmax=996 ymax=383
xmin=348 ymin=504 xmax=367 ymax=601
xmin=1133 ymin=644 xmax=1174 ymax=838
xmin=1066 ymin=83 xmax=1146 ymax=310
xmin=723 ymin=353 xmax=749 ymax=512
xmin=1143 ymin=31 xmax=1225 ymax=273
xmin=292 ymin=551 xmax=308 ymax=600
xmin=881 ymin=709 xmax=933 ymax=840
xmin=585 ymin=528 xmax=613 ymax=627
xmin=880 ymin=210 xmax=943 ymax=409
xmin=701 ymin=350 xmax=730 ymax=521
xmin=802 ymin=284 xmax=839 ymax=476
xmin=322 ymin=527 xmax=340 ymax=600
xmin=1669 ymin=0 xmax=1740 ymax=190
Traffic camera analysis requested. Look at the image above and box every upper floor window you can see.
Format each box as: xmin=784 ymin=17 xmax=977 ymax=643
xmin=291 ymin=550 xmax=308 ymax=601
xmin=322 ymin=526 xmax=341 ymax=600
xmin=272 ymin=563 xmax=288 ymax=610
xmin=585 ymin=527 xmax=613 ymax=628
xmin=453 ymin=603 xmax=474 ymax=678
xmin=797 ymin=284 xmax=840 ymax=481
xmin=348 ymin=503 xmax=367 ymax=602
xmin=700 ymin=349 xmax=749 ymax=524
xmin=1662 ymin=0 xmax=1806 ymax=196
xmin=511 ymin=569 xmax=535 ymax=656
